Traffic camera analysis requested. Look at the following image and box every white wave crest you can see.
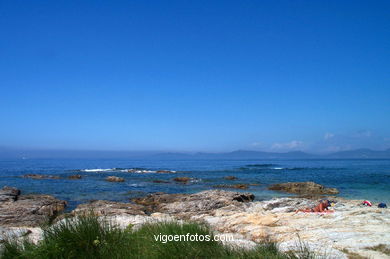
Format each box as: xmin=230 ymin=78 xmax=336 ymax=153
xmin=82 ymin=168 xmax=114 ymax=172
xmin=81 ymin=168 xmax=176 ymax=174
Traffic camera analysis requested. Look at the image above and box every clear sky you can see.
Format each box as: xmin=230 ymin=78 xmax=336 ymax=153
xmin=1 ymin=0 xmax=389 ymax=153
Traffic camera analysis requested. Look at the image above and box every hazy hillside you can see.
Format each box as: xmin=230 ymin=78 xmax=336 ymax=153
xmin=1 ymin=147 xmax=389 ymax=159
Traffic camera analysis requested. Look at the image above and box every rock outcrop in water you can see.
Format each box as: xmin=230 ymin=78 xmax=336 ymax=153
xmin=172 ymin=177 xmax=191 ymax=183
xmin=105 ymin=176 xmax=125 ymax=182
xmin=22 ymin=174 xmax=61 ymax=180
xmin=0 ymin=187 xmax=67 ymax=227
xmin=268 ymin=181 xmax=339 ymax=195
xmin=223 ymin=176 xmax=237 ymax=180
xmin=152 ymin=180 xmax=170 ymax=183
xmin=68 ymin=174 xmax=82 ymax=179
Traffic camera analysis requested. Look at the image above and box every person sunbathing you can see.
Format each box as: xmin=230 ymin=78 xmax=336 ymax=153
xmin=297 ymin=200 xmax=334 ymax=213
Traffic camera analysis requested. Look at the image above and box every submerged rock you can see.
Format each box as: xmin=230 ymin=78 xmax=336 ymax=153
xmin=0 ymin=187 xmax=67 ymax=227
xmin=224 ymin=176 xmax=237 ymax=180
xmin=268 ymin=181 xmax=339 ymax=195
xmin=173 ymin=177 xmax=191 ymax=183
xmin=152 ymin=179 xmax=170 ymax=183
xmin=68 ymin=174 xmax=82 ymax=180
xmin=105 ymin=176 xmax=125 ymax=182
xmin=22 ymin=174 xmax=61 ymax=180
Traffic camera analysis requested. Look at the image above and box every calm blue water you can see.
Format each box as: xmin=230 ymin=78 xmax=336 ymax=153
xmin=0 ymin=159 xmax=389 ymax=210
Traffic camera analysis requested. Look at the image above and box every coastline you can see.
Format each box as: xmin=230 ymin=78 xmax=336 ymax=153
xmin=2 ymin=159 xmax=390 ymax=208
xmin=1 ymin=185 xmax=389 ymax=259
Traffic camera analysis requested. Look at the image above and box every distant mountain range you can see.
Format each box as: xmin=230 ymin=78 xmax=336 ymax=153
xmin=1 ymin=147 xmax=390 ymax=159
xmin=151 ymin=149 xmax=390 ymax=159
xmin=151 ymin=150 xmax=317 ymax=160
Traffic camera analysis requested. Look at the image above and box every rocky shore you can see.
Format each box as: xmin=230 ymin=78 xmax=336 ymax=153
xmin=0 ymin=184 xmax=389 ymax=259
xmin=0 ymin=186 xmax=67 ymax=227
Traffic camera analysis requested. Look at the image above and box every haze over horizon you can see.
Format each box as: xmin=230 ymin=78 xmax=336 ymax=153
xmin=1 ymin=1 xmax=389 ymax=153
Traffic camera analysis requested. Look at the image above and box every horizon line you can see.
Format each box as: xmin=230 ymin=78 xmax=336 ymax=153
xmin=1 ymin=146 xmax=390 ymax=155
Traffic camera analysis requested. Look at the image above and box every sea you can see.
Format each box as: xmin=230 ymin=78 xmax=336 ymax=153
xmin=0 ymin=159 xmax=389 ymax=210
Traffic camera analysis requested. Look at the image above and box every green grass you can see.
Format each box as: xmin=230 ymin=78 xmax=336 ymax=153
xmin=2 ymin=215 xmax=131 ymax=259
xmin=1 ymin=215 xmax=312 ymax=259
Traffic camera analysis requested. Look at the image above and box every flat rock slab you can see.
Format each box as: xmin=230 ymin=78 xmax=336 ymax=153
xmin=190 ymin=197 xmax=390 ymax=259
xmin=0 ymin=186 xmax=20 ymax=202
xmin=3 ymin=186 xmax=388 ymax=258
xmin=132 ymin=190 xmax=255 ymax=216
xmin=0 ymin=226 xmax=43 ymax=244
xmin=213 ymin=184 xmax=249 ymax=189
xmin=268 ymin=181 xmax=339 ymax=195
xmin=0 ymin=188 xmax=67 ymax=227
xmin=72 ymin=200 xmax=146 ymax=216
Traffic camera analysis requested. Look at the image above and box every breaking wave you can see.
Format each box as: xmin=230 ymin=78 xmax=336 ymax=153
xmin=79 ymin=168 xmax=176 ymax=174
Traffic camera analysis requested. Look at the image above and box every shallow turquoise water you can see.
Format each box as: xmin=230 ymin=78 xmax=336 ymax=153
xmin=0 ymin=159 xmax=389 ymax=210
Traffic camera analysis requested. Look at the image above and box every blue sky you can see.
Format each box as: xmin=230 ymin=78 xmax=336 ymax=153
xmin=1 ymin=0 xmax=389 ymax=153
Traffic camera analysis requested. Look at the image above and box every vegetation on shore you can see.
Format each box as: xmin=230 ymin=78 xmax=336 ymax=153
xmin=1 ymin=215 xmax=314 ymax=259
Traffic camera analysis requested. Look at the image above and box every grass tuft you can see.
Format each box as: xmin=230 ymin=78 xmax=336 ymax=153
xmin=1 ymin=214 xmax=307 ymax=259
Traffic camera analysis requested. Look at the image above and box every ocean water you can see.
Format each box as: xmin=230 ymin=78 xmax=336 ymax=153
xmin=0 ymin=159 xmax=389 ymax=210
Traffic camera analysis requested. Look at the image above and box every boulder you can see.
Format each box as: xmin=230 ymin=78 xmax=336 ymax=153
xmin=0 ymin=226 xmax=43 ymax=244
xmin=105 ymin=176 xmax=125 ymax=182
xmin=0 ymin=187 xmax=67 ymax=227
xmin=268 ymin=181 xmax=339 ymax=195
xmin=0 ymin=186 xmax=20 ymax=202
xmin=72 ymin=200 xmax=146 ymax=216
